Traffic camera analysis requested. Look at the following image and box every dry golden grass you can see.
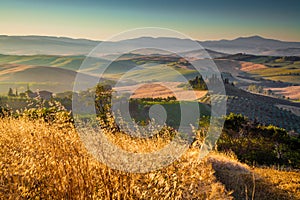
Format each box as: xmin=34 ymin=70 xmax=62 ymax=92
xmin=254 ymin=167 xmax=300 ymax=200
xmin=1 ymin=116 xmax=299 ymax=199
xmin=207 ymin=152 xmax=300 ymax=200
xmin=0 ymin=117 xmax=232 ymax=199
xmin=104 ymin=130 xmax=172 ymax=153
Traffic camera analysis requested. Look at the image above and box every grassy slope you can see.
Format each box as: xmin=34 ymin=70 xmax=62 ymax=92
xmin=220 ymin=54 xmax=300 ymax=84
xmin=0 ymin=54 xmax=85 ymax=93
xmin=0 ymin=65 xmax=79 ymax=93
xmin=0 ymin=54 xmax=199 ymax=93
xmin=0 ymin=54 xmax=85 ymax=71
xmin=0 ymin=117 xmax=231 ymax=199
xmin=0 ymin=64 xmax=102 ymax=95
xmin=208 ymin=152 xmax=300 ymax=200
xmin=1 ymin=53 xmax=299 ymax=85
xmin=199 ymin=84 xmax=300 ymax=132
xmin=0 ymin=117 xmax=299 ymax=199
xmin=130 ymin=101 xmax=210 ymax=128
xmin=224 ymin=84 xmax=300 ymax=132
xmin=250 ymin=61 xmax=300 ymax=84
xmin=110 ymin=63 xmax=197 ymax=82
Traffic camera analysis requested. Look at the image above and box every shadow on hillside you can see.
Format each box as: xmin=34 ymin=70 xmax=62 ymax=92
xmin=207 ymin=155 xmax=297 ymax=200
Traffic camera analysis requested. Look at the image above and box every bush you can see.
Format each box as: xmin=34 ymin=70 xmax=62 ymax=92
xmin=218 ymin=113 xmax=300 ymax=168
xmin=0 ymin=106 xmax=11 ymax=117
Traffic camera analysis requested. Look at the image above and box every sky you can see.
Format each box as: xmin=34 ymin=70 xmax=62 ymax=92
xmin=1 ymin=0 xmax=300 ymax=41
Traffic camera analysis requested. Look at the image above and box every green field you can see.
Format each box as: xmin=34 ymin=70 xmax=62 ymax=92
xmin=0 ymin=54 xmax=85 ymax=70
xmin=129 ymin=100 xmax=211 ymax=129
xmin=221 ymin=54 xmax=300 ymax=84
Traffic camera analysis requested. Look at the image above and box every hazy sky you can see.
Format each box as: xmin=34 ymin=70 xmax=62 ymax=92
xmin=1 ymin=0 xmax=300 ymax=41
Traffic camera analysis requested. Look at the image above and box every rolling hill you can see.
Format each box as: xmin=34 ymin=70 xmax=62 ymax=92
xmin=218 ymin=53 xmax=300 ymax=86
xmin=0 ymin=52 xmax=299 ymax=97
xmin=0 ymin=63 xmax=98 ymax=94
xmin=200 ymin=84 xmax=300 ymax=133
xmin=0 ymin=54 xmax=85 ymax=71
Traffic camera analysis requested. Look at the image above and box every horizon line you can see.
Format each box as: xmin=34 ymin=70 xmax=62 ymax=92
xmin=1 ymin=34 xmax=300 ymax=43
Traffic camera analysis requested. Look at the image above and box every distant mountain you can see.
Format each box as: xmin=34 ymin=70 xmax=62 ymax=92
xmin=200 ymin=36 xmax=300 ymax=55
xmin=109 ymin=35 xmax=300 ymax=56
xmin=0 ymin=35 xmax=98 ymax=55
xmin=1 ymin=35 xmax=300 ymax=57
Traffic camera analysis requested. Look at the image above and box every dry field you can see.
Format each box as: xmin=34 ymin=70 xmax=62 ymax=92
xmin=1 ymin=117 xmax=299 ymax=199
xmin=267 ymin=86 xmax=300 ymax=100
xmin=208 ymin=152 xmax=300 ymax=200
xmin=240 ymin=61 xmax=267 ymax=72
xmin=115 ymin=82 xmax=207 ymax=100
xmin=0 ymin=117 xmax=230 ymax=199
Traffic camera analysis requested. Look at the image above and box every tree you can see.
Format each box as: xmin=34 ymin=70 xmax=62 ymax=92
xmin=224 ymin=78 xmax=229 ymax=84
xmin=188 ymin=75 xmax=207 ymax=90
xmin=25 ymin=84 xmax=33 ymax=94
xmin=8 ymin=88 xmax=14 ymax=97
xmin=247 ymin=84 xmax=263 ymax=93
xmin=217 ymin=113 xmax=300 ymax=167
xmin=95 ymin=83 xmax=112 ymax=118
xmin=19 ymin=93 xmax=26 ymax=98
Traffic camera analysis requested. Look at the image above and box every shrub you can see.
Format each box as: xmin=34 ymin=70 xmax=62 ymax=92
xmin=218 ymin=113 xmax=300 ymax=168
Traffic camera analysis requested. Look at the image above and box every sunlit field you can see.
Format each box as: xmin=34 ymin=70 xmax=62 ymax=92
xmin=1 ymin=112 xmax=299 ymax=199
